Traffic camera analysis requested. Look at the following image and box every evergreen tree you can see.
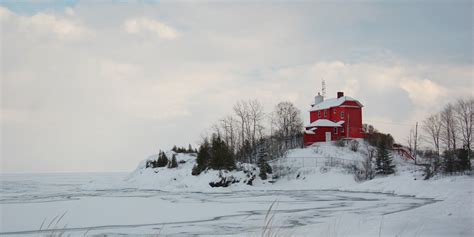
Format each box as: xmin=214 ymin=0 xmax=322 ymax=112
xmin=171 ymin=145 xmax=178 ymax=152
xmin=257 ymin=142 xmax=272 ymax=180
xmin=375 ymin=143 xmax=395 ymax=175
xmin=442 ymin=150 xmax=456 ymax=173
xmin=209 ymin=135 xmax=223 ymax=169
xmin=168 ymin=154 xmax=178 ymax=168
xmin=193 ymin=139 xmax=211 ymax=175
xmin=209 ymin=134 xmax=236 ymax=170
xmin=237 ymin=139 xmax=253 ymax=163
xmin=187 ymin=144 xmax=194 ymax=153
xmin=156 ymin=151 xmax=169 ymax=167
xmin=192 ymin=135 xmax=236 ymax=175
xmin=443 ymin=148 xmax=471 ymax=173
xmin=457 ymin=148 xmax=471 ymax=172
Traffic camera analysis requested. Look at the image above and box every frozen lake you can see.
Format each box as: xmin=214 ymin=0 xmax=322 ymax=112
xmin=0 ymin=173 xmax=437 ymax=236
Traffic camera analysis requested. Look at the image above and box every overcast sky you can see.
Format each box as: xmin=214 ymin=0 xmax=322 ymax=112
xmin=1 ymin=0 xmax=472 ymax=173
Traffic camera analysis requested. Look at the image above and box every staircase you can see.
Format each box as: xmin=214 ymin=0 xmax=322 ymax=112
xmin=391 ymin=146 xmax=415 ymax=161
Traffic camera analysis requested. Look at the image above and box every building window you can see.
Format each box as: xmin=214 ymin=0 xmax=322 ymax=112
xmin=334 ymin=127 xmax=338 ymax=134
xmin=318 ymin=111 xmax=321 ymax=118
xmin=324 ymin=110 xmax=327 ymax=118
xmin=341 ymin=111 xmax=345 ymax=119
xmin=341 ymin=127 xmax=345 ymax=134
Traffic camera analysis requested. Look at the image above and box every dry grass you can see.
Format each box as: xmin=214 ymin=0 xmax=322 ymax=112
xmin=261 ymin=200 xmax=293 ymax=237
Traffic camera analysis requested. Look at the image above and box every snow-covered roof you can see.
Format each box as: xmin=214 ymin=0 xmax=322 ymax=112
xmin=307 ymin=119 xmax=342 ymax=127
xmin=309 ymin=96 xmax=362 ymax=111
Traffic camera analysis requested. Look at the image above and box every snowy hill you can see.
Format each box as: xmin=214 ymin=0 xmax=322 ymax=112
xmin=122 ymin=151 xmax=264 ymax=191
xmin=78 ymin=141 xmax=473 ymax=236
xmin=100 ymin=140 xmax=421 ymax=191
xmin=115 ymin=140 xmax=408 ymax=192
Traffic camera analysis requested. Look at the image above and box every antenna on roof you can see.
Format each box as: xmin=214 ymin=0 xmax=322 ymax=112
xmin=321 ymin=79 xmax=326 ymax=99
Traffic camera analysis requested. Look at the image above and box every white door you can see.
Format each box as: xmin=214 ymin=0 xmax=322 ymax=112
xmin=325 ymin=132 xmax=331 ymax=142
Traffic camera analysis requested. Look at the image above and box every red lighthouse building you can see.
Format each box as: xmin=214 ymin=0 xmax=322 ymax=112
xmin=303 ymin=92 xmax=364 ymax=146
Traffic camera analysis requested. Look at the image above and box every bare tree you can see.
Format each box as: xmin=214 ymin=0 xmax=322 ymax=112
xmin=455 ymin=98 xmax=473 ymax=155
xmin=248 ymin=99 xmax=265 ymax=146
xmin=422 ymin=113 xmax=443 ymax=155
xmin=440 ymin=103 xmax=458 ymax=151
xmin=218 ymin=116 xmax=232 ymax=152
xmin=233 ymin=100 xmax=250 ymax=149
xmin=406 ymin=127 xmax=421 ymax=156
xmin=211 ymin=123 xmax=222 ymax=139
xmin=407 ymin=128 xmax=414 ymax=153
xmin=362 ymin=144 xmax=375 ymax=180
xmin=362 ymin=124 xmax=377 ymax=134
xmin=271 ymin=102 xmax=303 ymax=150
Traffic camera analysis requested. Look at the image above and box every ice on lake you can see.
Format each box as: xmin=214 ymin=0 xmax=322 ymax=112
xmin=0 ymin=173 xmax=436 ymax=236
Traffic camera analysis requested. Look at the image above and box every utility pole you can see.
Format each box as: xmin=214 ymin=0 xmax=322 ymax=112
xmin=414 ymin=122 xmax=418 ymax=164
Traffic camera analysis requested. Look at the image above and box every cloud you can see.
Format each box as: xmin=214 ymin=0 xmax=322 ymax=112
xmin=99 ymin=60 xmax=143 ymax=81
xmin=1 ymin=2 xmax=471 ymax=173
xmin=29 ymin=13 xmax=85 ymax=39
xmin=124 ymin=17 xmax=178 ymax=40
xmin=65 ymin=7 xmax=75 ymax=16
xmin=0 ymin=6 xmax=89 ymax=40
xmin=399 ymin=78 xmax=448 ymax=108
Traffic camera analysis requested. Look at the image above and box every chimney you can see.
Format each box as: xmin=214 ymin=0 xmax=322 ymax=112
xmin=337 ymin=92 xmax=344 ymax=98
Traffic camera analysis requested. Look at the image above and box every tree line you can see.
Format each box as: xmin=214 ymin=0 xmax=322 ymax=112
xmin=192 ymin=100 xmax=303 ymax=178
xmin=208 ymin=100 xmax=303 ymax=162
xmin=171 ymin=144 xmax=197 ymax=154
xmin=412 ymin=98 xmax=473 ymax=175
xmin=146 ymin=151 xmax=178 ymax=169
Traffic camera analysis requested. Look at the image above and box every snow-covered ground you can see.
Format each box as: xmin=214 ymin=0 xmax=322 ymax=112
xmin=1 ymin=142 xmax=473 ymax=236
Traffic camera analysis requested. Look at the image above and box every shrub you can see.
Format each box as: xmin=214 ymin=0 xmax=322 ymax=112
xmin=258 ymin=157 xmax=272 ymax=180
xmin=355 ymin=146 xmax=375 ymax=181
xmin=422 ymin=150 xmax=442 ymax=179
xmin=191 ymin=165 xmax=201 ymax=176
xmin=349 ymin=140 xmax=359 ymax=152
xmin=364 ymin=126 xmax=394 ymax=148
xmin=259 ymin=169 xmax=268 ymax=180
xmin=209 ymin=171 xmax=238 ymax=187
xmin=145 ymin=160 xmax=154 ymax=168
xmin=335 ymin=139 xmax=345 ymax=147
xmin=442 ymin=148 xmax=471 ymax=174
xmin=457 ymin=148 xmax=471 ymax=172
